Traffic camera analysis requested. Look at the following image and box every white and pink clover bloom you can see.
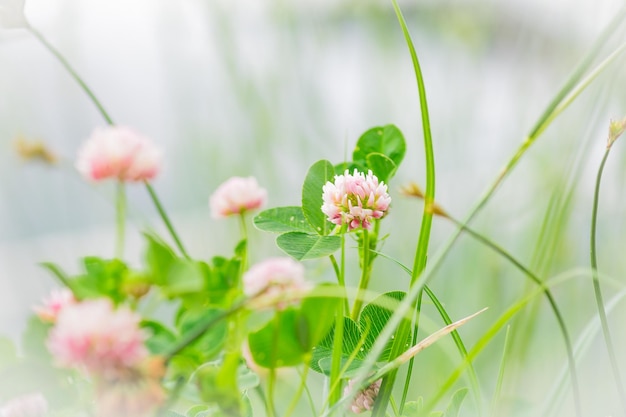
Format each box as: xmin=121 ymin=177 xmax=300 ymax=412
xmin=322 ymin=169 xmax=391 ymax=231
xmin=344 ymin=378 xmax=382 ymax=414
xmin=209 ymin=176 xmax=267 ymax=218
xmin=243 ymin=257 xmax=309 ymax=309
xmin=0 ymin=393 xmax=48 ymax=417
xmin=47 ymin=299 xmax=148 ymax=377
xmin=76 ymin=126 xmax=162 ymax=182
xmin=33 ymin=288 xmax=76 ymax=323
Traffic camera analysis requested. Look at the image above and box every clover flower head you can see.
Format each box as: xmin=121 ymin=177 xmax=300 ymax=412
xmin=209 ymin=176 xmax=267 ymax=218
xmin=243 ymin=257 xmax=309 ymax=309
xmin=322 ymin=169 xmax=391 ymax=231
xmin=0 ymin=393 xmax=47 ymax=417
xmin=47 ymin=299 xmax=148 ymax=377
xmin=33 ymin=288 xmax=76 ymax=323
xmin=344 ymin=378 xmax=382 ymax=414
xmin=94 ymin=361 xmax=165 ymax=417
xmin=0 ymin=0 xmax=27 ymax=29
xmin=76 ymin=126 xmax=162 ymax=182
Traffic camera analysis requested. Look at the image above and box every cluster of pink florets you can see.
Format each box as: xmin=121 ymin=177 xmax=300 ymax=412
xmin=322 ymin=169 xmax=391 ymax=231
xmin=46 ymin=298 xmax=148 ymax=378
xmin=76 ymin=126 xmax=162 ymax=182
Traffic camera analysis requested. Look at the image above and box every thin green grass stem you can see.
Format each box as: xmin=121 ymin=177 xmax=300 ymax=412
xmin=371 ymin=250 xmax=483 ymax=413
xmin=375 ymin=1 xmax=437 ymax=414
xmin=27 ymin=24 xmax=190 ymax=260
xmin=361 ymin=12 xmax=626 ymax=416
xmin=329 ymin=304 xmax=345 ymax=409
xmin=590 ymin=145 xmax=626 ymax=416
xmin=351 ymin=229 xmax=371 ymax=320
xmin=446 ymin=216 xmax=581 ymax=415
xmin=284 ymin=364 xmax=309 ymax=417
xmin=144 ymin=181 xmax=190 ymax=259
xmin=298 ymin=367 xmax=318 ymax=417
xmin=421 ymin=272 xmax=579 ymax=415
xmin=490 ymin=325 xmax=511 ymax=417
xmin=26 ymin=25 xmax=115 ymax=125
xmin=399 ymin=289 xmax=423 ymax=415
xmin=115 ymin=181 xmax=126 ymax=259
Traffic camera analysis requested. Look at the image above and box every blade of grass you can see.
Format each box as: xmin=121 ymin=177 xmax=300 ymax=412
xmin=372 ymin=250 xmax=482 ymax=413
xmin=490 ymin=325 xmax=512 ymax=417
xmin=590 ymin=138 xmax=626 ymax=415
xmin=344 ymin=12 xmax=626 ymax=416
xmin=375 ymin=0 xmax=438 ymax=415
xmin=421 ymin=269 xmax=588 ymax=415
xmin=540 ymin=287 xmax=626 ymax=417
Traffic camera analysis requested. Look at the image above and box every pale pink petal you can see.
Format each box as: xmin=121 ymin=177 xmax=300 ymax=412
xmin=209 ymin=176 xmax=267 ymax=218
xmin=76 ymin=126 xmax=162 ymax=183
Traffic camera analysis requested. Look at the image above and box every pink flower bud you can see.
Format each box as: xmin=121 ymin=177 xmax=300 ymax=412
xmin=209 ymin=176 xmax=267 ymax=218
xmin=47 ymin=299 xmax=148 ymax=378
xmin=32 ymin=288 xmax=76 ymax=323
xmin=76 ymin=126 xmax=162 ymax=182
xmin=344 ymin=378 xmax=382 ymax=414
xmin=322 ymin=169 xmax=391 ymax=231
xmin=243 ymin=257 xmax=309 ymax=309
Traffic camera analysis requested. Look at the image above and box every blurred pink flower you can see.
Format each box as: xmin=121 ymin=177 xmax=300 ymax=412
xmin=243 ymin=257 xmax=309 ymax=309
xmin=209 ymin=176 xmax=267 ymax=218
xmin=0 ymin=393 xmax=47 ymax=417
xmin=344 ymin=378 xmax=382 ymax=414
xmin=33 ymin=288 xmax=76 ymax=323
xmin=47 ymin=299 xmax=148 ymax=377
xmin=94 ymin=370 xmax=165 ymax=417
xmin=322 ymin=169 xmax=391 ymax=231
xmin=76 ymin=126 xmax=162 ymax=182
xmin=0 ymin=0 xmax=27 ymax=29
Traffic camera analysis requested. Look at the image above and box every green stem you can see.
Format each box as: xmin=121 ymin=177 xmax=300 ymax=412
xmin=375 ymin=0 xmax=436 ymax=414
xmin=144 ymin=181 xmax=190 ymax=259
xmin=239 ymin=212 xmax=249 ymax=284
xmin=329 ymin=301 xmax=345 ymax=409
xmin=447 ymin=216 xmax=581 ymax=415
xmin=267 ymin=314 xmax=281 ymax=417
xmin=335 ymin=12 xmax=626 ymax=408
xmin=115 ymin=181 xmax=126 ymax=259
xmin=164 ymin=298 xmax=249 ymax=360
xmin=285 ymin=365 xmax=310 ymax=417
xmin=490 ymin=325 xmax=512 ymax=417
xmin=26 ymin=25 xmax=115 ymax=125
xmin=399 ymin=289 xmax=423 ymax=414
xmin=298 ymin=367 xmax=318 ymax=417
xmin=27 ymin=24 xmax=191 ymax=260
xmin=329 ymin=254 xmax=350 ymax=313
xmin=590 ymin=145 xmax=626 ymax=416
xmin=351 ymin=229 xmax=371 ymax=320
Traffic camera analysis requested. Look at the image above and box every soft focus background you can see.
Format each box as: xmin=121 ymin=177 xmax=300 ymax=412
xmin=1 ymin=0 xmax=626 ymax=415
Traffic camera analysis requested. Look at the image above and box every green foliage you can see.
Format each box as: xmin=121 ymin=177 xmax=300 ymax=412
xmin=400 ymin=389 xmax=468 ymax=417
xmin=162 ymin=259 xmax=207 ymax=297
xmin=142 ymin=320 xmax=177 ymax=355
xmin=254 ymin=206 xmax=316 ymax=234
xmin=310 ymin=292 xmax=411 ymax=376
xmin=176 ymin=308 xmax=228 ymax=362
xmin=276 ymin=232 xmax=341 ymax=260
xmin=248 ymin=290 xmax=340 ymax=369
xmin=352 ymin=125 xmax=406 ymax=182
xmin=301 ymin=159 xmax=335 ymax=236
xmin=196 ymin=353 xmax=244 ymax=416
xmin=359 ymin=291 xmax=411 ymax=361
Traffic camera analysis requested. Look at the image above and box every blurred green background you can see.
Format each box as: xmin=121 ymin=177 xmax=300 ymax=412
xmin=1 ymin=0 xmax=626 ymax=415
